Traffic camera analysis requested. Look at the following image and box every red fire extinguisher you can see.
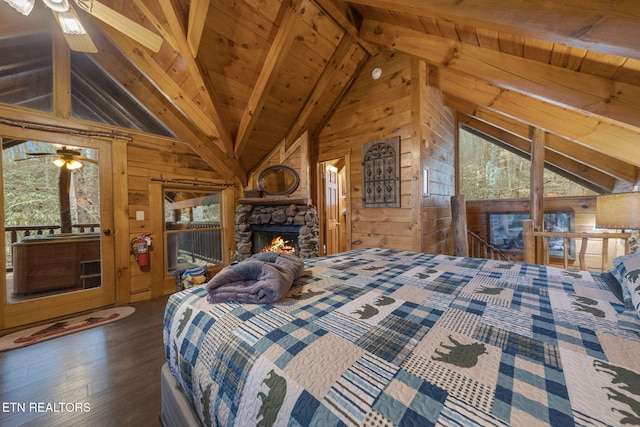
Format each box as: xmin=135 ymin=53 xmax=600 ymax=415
xmin=131 ymin=234 xmax=152 ymax=267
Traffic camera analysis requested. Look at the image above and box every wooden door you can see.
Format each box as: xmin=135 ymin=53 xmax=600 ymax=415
xmin=325 ymin=164 xmax=340 ymax=255
xmin=1 ymin=132 xmax=115 ymax=329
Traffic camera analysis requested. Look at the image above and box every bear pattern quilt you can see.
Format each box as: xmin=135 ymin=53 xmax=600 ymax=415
xmin=163 ymin=248 xmax=640 ymax=426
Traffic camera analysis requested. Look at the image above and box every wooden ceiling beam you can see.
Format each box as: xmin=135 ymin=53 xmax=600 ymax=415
xmin=234 ymin=0 xmax=308 ymax=158
xmin=186 ymin=0 xmax=210 ymax=57
xmin=349 ymin=0 xmax=640 ymax=60
xmin=361 ymin=19 xmax=640 ymax=131
xmin=447 ymin=93 xmax=640 ymax=183
xmin=157 ymin=0 xmax=235 ymax=156
xmin=436 ymin=67 xmax=640 ymax=168
xmin=459 ymin=114 xmax=615 ymax=192
xmin=93 ymin=24 xmax=218 ymax=143
xmin=131 ymin=0 xmax=180 ymax=52
xmin=87 ymin=30 xmax=245 ymax=182
xmin=313 ymin=0 xmax=378 ymax=55
xmin=51 ymin=31 xmax=71 ymax=119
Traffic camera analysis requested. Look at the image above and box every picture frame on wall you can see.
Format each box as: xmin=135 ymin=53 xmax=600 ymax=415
xmin=361 ymin=135 xmax=400 ymax=208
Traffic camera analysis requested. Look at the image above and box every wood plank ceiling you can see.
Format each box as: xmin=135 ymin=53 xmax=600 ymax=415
xmin=0 ymin=0 xmax=639 ymax=191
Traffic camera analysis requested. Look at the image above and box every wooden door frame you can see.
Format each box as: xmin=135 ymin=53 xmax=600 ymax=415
xmin=317 ymin=152 xmax=352 ymax=256
xmin=0 ymin=127 xmax=116 ymax=329
xmin=149 ymin=183 xmax=236 ymax=298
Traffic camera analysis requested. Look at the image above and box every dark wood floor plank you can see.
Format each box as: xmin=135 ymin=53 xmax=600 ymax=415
xmin=0 ymin=295 xmax=170 ymax=427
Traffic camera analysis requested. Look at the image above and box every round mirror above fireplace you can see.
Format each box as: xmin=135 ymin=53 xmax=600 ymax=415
xmin=257 ymin=165 xmax=299 ymax=195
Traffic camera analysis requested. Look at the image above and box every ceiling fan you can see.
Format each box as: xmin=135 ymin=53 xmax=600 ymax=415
xmin=3 ymin=0 xmax=162 ymax=53
xmin=22 ymin=145 xmax=97 ymax=170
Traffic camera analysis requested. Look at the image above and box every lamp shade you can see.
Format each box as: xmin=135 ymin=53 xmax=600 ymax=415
xmin=596 ymin=192 xmax=640 ymax=229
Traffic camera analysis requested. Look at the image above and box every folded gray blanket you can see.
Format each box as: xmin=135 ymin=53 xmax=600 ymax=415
xmin=206 ymin=252 xmax=304 ymax=304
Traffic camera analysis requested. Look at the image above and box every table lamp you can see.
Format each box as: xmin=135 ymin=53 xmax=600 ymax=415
xmin=596 ymin=191 xmax=640 ymax=252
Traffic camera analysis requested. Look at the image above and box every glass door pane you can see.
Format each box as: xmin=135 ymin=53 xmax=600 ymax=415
xmin=164 ymin=190 xmax=223 ymax=280
xmin=4 ymin=140 xmax=101 ymax=302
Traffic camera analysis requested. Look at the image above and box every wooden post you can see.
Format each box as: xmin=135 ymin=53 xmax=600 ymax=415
xmin=530 ymin=127 xmax=545 ymax=262
xmin=523 ymin=220 xmax=535 ymax=264
xmin=52 ymin=31 xmax=71 ymax=119
xmin=451 ymin=194 xmax=469 ymax=257
xmin=530 ymin=127 xmax=545 ymax=228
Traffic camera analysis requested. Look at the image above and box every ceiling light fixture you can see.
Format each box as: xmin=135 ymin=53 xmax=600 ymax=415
xmin=53 ymin=157 xmax=83 ymax=170
xmin=41 ymin=0 xmax=69 ymax=13
xmin=66 ymin=159 xmax=82 ymax=170
xmin=371 ymin=67 xmax=382 ymax=80
xmin=3 ymin=0 xmax=35 ymax=15
xmin=58 ymin=9 xmax=86 ymax=34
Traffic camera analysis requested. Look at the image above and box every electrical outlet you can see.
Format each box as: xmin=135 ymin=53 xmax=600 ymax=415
xmin=136 ymin=211 xmax=145 ymax=221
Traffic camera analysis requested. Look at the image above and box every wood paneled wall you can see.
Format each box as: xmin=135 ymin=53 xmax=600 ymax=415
xmin=245 ymin=133 xmax=311 ymax=203
xmin=317 ymin=52 xmax=456 ymax=253
xmin=421 ymin=64 xmax=456 ymax=254
xmin=125 ymin=134 xmax=234 ymax=302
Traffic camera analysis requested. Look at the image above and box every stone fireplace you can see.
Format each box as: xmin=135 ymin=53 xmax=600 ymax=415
xmin=234 ymin=200 xmax=319 ymax=261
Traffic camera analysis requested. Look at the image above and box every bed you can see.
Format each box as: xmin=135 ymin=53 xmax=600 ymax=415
xmin=162 ymin=248 xmax=640 ymax=426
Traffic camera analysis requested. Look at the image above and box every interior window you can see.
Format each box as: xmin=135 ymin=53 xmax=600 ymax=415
xmin=163 ymin=190 xmax=223 ymax=275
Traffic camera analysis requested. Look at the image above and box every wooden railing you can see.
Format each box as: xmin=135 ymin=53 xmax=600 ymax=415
xmin=467 ymin=230 xmax=513 ymax=261
xmin=522 ymin=219 xmax=631 ymax=271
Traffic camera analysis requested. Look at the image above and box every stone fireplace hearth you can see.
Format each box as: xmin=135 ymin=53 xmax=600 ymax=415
xmin=234 ymin=200 xmax=319 ymax=261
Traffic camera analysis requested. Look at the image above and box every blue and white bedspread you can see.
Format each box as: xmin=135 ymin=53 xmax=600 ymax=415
xmin=163 ymin=248 xmax=640 ymax=426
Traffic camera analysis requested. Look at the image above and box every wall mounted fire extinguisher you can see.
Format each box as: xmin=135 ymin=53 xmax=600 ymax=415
xmin=130 ymin=234 xmax=152 ymax=267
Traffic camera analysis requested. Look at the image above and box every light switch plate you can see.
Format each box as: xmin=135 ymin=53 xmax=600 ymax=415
xmin=136 ymin=211 xmax=145 ymax=221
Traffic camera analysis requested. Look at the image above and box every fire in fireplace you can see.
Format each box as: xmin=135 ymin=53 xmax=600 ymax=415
xmin=251 ymin=224 xmax=301 ymax=255
xmin=234 ymin=202 xmax=318 ymax=262
xmin=260 ymin=236 xmax=296 ymax=254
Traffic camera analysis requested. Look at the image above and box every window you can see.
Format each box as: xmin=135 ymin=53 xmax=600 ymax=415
xmin=488 ymin=212 xmax=575 ymax=258
xmin=459 ymin=126 xmax=598 ymax=200
xmin=4 ymin=141 xmax=102 ymax=299
xmin=164 ymin=190 xmax=223 ymax=274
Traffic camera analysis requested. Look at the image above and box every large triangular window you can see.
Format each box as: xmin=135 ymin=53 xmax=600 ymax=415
xmin=459 ymin=125 xmax=599 ymax=200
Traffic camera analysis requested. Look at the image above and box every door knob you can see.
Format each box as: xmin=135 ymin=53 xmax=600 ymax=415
xmin=102 ymin=228 xmax=111 ymax=236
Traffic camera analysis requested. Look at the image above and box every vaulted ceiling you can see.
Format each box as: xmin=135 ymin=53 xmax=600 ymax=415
xmin=1 ymin=0 xmax=639 ymax=191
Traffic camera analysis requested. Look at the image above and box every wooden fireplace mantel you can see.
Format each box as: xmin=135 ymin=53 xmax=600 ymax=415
xmin=238 ymin=198 xmax=309 ymax=206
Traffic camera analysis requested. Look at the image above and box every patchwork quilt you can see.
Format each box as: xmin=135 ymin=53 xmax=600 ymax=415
xmin=163 ymin=248 xmax=640 ymax=426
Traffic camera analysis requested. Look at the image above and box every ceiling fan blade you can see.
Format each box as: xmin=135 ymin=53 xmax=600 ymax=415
xmin=52 ymin=7 xmax=98 ymax=53
xmin=74 ymin=0 xmax=162 ymax=52
xmin=76 ymin=156 xmax=98 ymax=164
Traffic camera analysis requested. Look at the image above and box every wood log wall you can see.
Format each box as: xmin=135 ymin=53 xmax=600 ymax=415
xmin=1 ymin=50 xmax=458 ymax=317
xmin=421 ymin=64 xmax=456 ymax=254
xmin=245 ymin=133 xmax=311 ymax=203
xmin=316 ymin=51 xmax=456 ymax=254
xmin=126 ymin=134 xmax=235 ymax=302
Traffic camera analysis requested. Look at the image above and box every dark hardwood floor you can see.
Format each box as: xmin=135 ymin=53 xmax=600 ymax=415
xmin=0 ymin=295 xmax=170 ymax=427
